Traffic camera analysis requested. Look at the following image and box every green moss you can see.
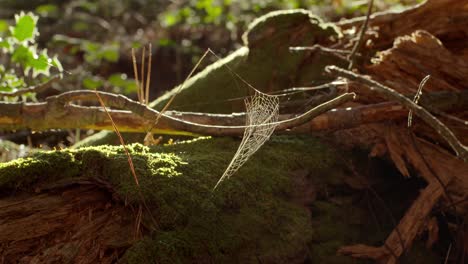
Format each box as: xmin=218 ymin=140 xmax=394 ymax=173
xmin=0 ymin=136 xmax=340 ymax=263
xmin=0 ymin=136 xmax=442 ymax=263
xmin=0 ymin=150 xmax=80 ymax=191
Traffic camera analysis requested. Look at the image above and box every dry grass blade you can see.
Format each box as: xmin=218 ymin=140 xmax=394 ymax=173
xmin=140 ymin=46 xmax=146 ymax=103
xmin=145 ymin=43 xmax=152 ymax=105
xmin=131 ymin=48 xmax=142 ymax=103
xmin=95 ymin=90 xmax=160 ymax=230
xmin=94 ymin=90 xmax=140 ymax=186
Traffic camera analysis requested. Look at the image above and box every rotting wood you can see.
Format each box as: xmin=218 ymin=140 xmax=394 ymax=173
xmin=326 ymin=66 xmax=468 ymax=161
xmin=0 ymin=185 xmax=135 ymax=264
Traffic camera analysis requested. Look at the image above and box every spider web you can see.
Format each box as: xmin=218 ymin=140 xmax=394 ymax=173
xmin=214 ymin=90 xmax=279 ymax=189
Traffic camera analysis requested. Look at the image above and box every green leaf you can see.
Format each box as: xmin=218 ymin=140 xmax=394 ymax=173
xmin=83 ymin=77 xmax=103 ymax=90
xmin=0 ymin=20 xmax=9 ymax=34
xmin=51 ymin=55 xmax=63 ymax=74
xmin=35 ymin=4 xmax=59 ymax=17
xmin=11 ymin=45 xmax=53 ymax=77
xmin=11 ymin=44 xmax=35 ymax=66
xmin=0 ymin=37 xmax=12 ymax=51
xmin=72 ymin=21 xmax=90 ymax=32
xmin=0 ymin=72 xmax=25 ymax=92
xmin=158 ymin=38 xmax=175 ymax=47
xmin=10 ymin=12 xmax=39 ymax=43
xmin=108 ymin=73 xmax=127 ymax=87
xmin=100 ymin=43 xmax=119 ymax=62
xmin=28 ymin=50 xmax=51 ymax=77
xmin=162 ymin=12 xmax=180 ymax=27
xmin=108 ymin=73 xmax=137 ymax=94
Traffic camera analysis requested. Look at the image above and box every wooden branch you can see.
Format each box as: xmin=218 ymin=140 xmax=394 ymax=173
xmin=325 ymin=66 xmax=468 ymax=161
xmin=1 ymin=90 xmax=465 ymax=136
xmin=347 ymin=0 xmax=374 ymax=69
xmin=0 ymin=90 xmax=355 ymax=136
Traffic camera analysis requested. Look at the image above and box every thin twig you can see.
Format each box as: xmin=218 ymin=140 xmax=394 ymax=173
xmin=408 ymin=75 xmax=430 ymax=127
xmin=289 ymin=45 xmax=350 ymax=61
xmin=348 ymin=0 xmax=374 ymax=69
xmin=325 ymin=65 xmax=468 ymax=161
xmin=443 ymin=243 xmax=452 ymax=264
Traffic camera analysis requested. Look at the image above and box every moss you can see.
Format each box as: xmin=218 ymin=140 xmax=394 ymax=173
xmin=0 ymin=150 xmax=81 ymax=192
xmin=72 ymin=131 xmax=147 ymax=148
xmin=123 ymin=136 xmax=333 ymax=263
xmin=0 ymin=136 xmax=443 ymax=263
xmin=0 ymin=136 xmax=339 ymax=263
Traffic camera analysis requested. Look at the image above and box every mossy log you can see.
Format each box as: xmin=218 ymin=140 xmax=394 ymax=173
xmin=0 ymin=136 xmax=439 ymax=263
xmin=2 ymin=1 xmax=467 ymax=263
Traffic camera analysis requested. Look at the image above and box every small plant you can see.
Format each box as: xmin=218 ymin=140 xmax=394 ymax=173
xmin=0 ymin=12 xmax=62 ymax=100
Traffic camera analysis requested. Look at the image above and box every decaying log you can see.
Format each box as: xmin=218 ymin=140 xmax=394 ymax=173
xmin=338 ymin=0 xmax=468 ymax=53
xmin=326 ymin=66 xmax=468 ymax=161
xmin=333 ymin=124 xmax=468 ymax=263
xmin=367 ymin=30 xmax=468 ymax=95
xmin=0 ymin=184 xmax=135 ymax=263
xmin=329 ymin=1 xmax=468 ymax=260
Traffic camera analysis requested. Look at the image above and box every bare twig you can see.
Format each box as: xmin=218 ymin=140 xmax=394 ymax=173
xmin=408 ymin=75 xmax=430 ymax=127
xmin=289 ymin=45 xmax=350 ymax=61
xmin=325 ymin=65 xmax=468 ymax=161
xmin=348 ymin=0 xmax=374 ymax=69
